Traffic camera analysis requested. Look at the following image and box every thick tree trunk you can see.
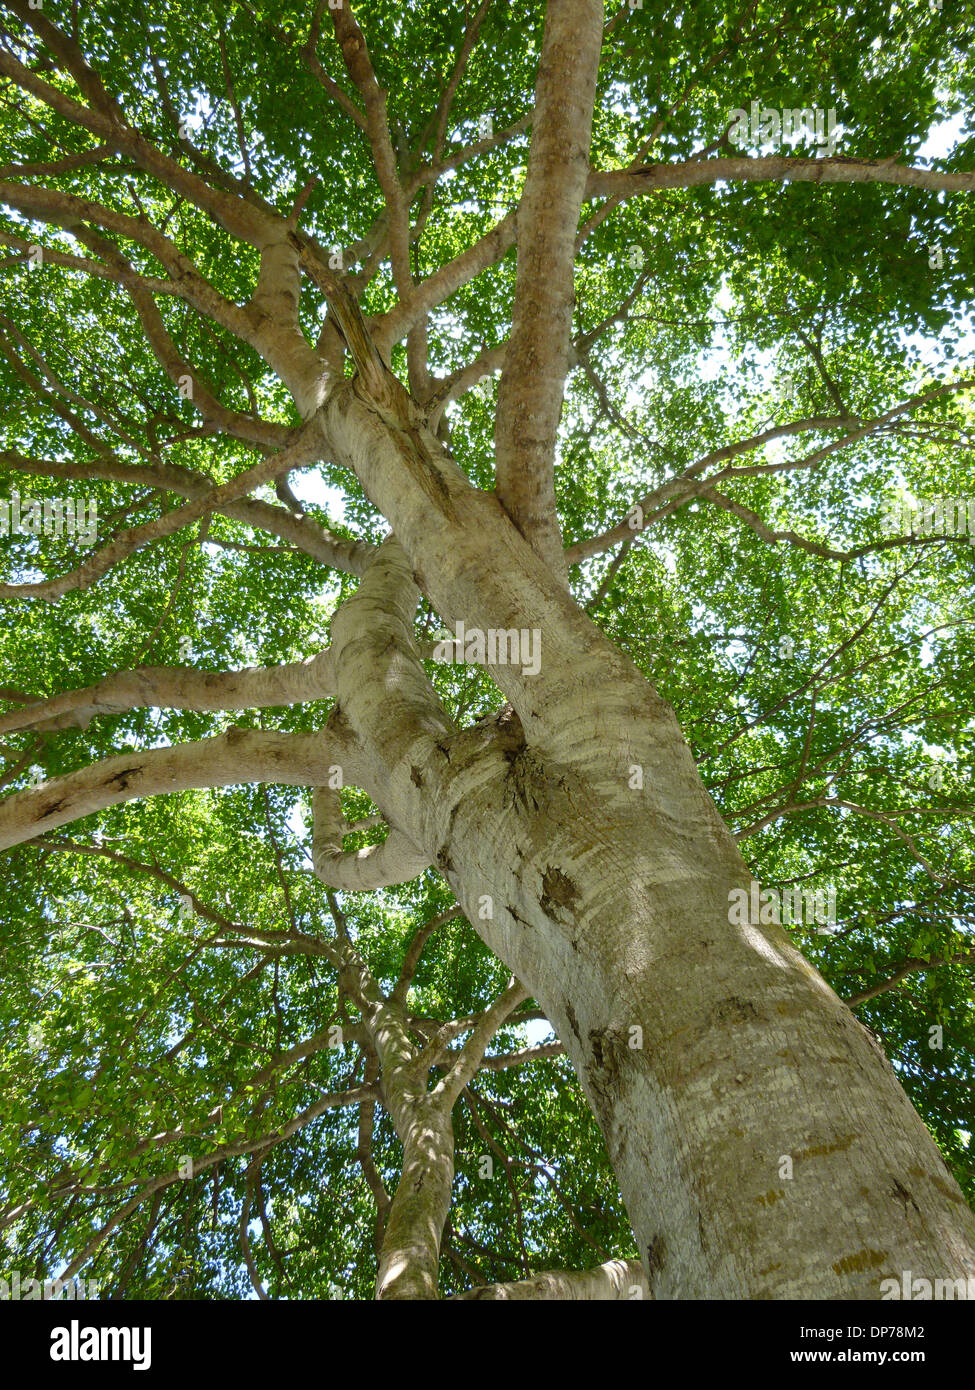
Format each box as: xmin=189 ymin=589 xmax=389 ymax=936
xmin=319 ymin=388 xmax=975 ymax=1299
xmin=437 ymin=712 xmax=975 ymax=1298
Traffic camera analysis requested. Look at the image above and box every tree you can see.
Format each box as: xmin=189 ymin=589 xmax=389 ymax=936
xmin=1 ymin=0 xmax=974 ymax=1301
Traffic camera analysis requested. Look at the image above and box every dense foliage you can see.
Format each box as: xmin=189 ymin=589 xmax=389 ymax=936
xmin=0 ymin=0 xmax=972 ymax=1297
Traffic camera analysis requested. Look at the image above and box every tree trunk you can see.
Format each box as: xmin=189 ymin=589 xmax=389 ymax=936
xmin=440 ymin=713 xmax=975 ymax=1298
xmin=320 ymin=386 xmax=975 ymax=1299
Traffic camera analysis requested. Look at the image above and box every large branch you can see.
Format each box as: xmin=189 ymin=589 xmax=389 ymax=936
xmin=327 ymin=536 xmax=456 ymax=816
xmin=329 ymin=3 xmax=411 ymax=295
xmin=0 ymin=15 xmax=330 ymax=411
xmin=0 ymin=424 xmax=322 ymax=600
xmin=407 ymin=114 xmax=533 ymax=201
xmin=0 ymin=8 xmax=274 ymax=245
xmin=54 ymin=1080 xmax=377 ymax=1283
xmin=493 ymin=0 xmax=604 ymax=583
xmin=295 ymin=1 xmax=369 ymax=131
xmin=244 ymin=234 xmax=330 ymax=413
xmin=435 ymin=978 xmax=528 ymax=1107
xmin=1 ymin=447 xmax=375 ymax=577
xmin=587 ymin=155 xmax=975 ymax=200
xmin=68 ymin=226 xmax=292 ymax=451
xmin=0 ymin=179 xmax=252 ymax=342
xmin=449 ymin=1256 xmax=649 ymax=1299
xmin=0 ymin=725 xmax=357 ymax=851
xmin=376 ymin=979 xmax=528 ymax=1300
xmin=311 ymin=783 xmax=431 ymax=891
xmin=0 ymin=224 xmax=182 ymax=298
xmin=413 ymin=0 xmax=496 ymax=170
xmin=567 ymin=381 xmax=974 ymax=563
xmin=0 ymin=183 xmax=324 ymax=417
xmin=391 ymin=906 xmax=464 ymax=1005
xmin=0 ymin=184 xmax=325 ymax=416
xmin=704 ymin=488 xmax=949 ymax=562
xmin=371 ymin=211 xmax=517 ymax=357
xmin=846 ymin=948 xmax=975 ymax=1007
xmin=0 ymin=650 xmax=340 ymax=736
xmin=452 ymin=1040 xmax=564 ymax=1072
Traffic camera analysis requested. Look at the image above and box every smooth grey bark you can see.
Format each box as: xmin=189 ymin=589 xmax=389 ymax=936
xmin=315 ymin=388 xmax=975 ymax=1300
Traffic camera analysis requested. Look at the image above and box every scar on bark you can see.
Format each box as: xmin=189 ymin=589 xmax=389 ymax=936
xmin=891 ymin=1178 xmax=921 ymax=1216
xmin=504 ymin=746 xmax=547 ymax=816
xmin=565 ymin=1001 xmax=582 ymax=1042
xmin=793 ymin=1136 xmax=856 ymax=1162
xmin=712 ymin=996 xmax=760 ymax=1026
xmin=908 ymin=1163 xmax=966 ymax=1202
xmin=832 ymin=1248 xmax=888 ymax=1276
xmin=107 ymin=766 xmax=143 ymax=790
xmin=646 ymin=1236 xmax=666 ymax=1278
xmin=410 ymin=765 xmax=423 ymax=787
xmin=436 ymin=800 xmax=461 ymax=874
xmin=392 ymin=426 xmax=457 ymax=520
xmin=587 ymin=1027 xmax=624 ymax=1100
xmin=698 ymin=1210 xmax=709 ymax=1254
xmin=539 ymin=865 xmax=580 ymax=922
xmin=489 ymin=706 xmax=547 ymax=816
xmin=326 ymin=703 xmax=354 ymax=739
